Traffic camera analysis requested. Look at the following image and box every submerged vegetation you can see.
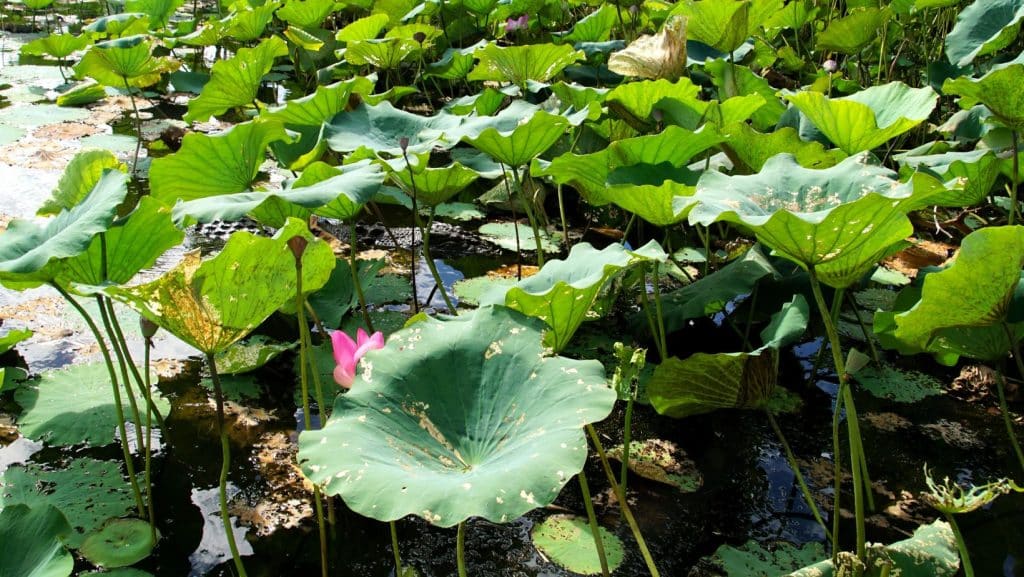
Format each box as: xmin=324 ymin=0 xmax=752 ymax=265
xmin=1 ymin=0 xmax=1024 ymax=574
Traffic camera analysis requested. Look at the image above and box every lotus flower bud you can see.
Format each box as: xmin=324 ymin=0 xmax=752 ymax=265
xmin=139 ymin=316 xmax=159 ymax=339
xmin=823 ymin=59 xmax=838 ymax=74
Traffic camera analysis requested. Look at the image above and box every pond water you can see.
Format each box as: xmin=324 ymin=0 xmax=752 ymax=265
xmin=1 ymin=17 xmax=1023 ymax=577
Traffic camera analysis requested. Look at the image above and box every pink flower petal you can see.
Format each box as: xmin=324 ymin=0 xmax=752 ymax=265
xmin=330 ymin=330 xmax=357 ymax=366
xmin=353 ymin=331 xmax=385 ymax=363
xmin=333 ymin=364 xmax=355 ymax=389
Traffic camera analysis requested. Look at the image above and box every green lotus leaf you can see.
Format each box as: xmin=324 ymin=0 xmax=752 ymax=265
xmin=82 ymin=13 xmax=151 ymax=37
xmin=386 ymin=158 xmax=479 ymax=207
xmin=276 ymin=0 xmax=334 ymax=28
xmin=13 ymin=362 xmax=166 ymax=447
xmin=531 ymin=514 xmax=624 ymax=575
xmin=149 ymin=118 xmax=289 ymax=203
xmin=555 ymin=3 xmax=617 ymax=44
xmin=0 ymin=458 xmax=139 ymax=548
xmin=678 ymin=154 xmax=919 ymax=288
xmin=324 ymin=99 xmax=537 ymax=156
xmin=426 ymin=42 xmax=485 ymax=81
xmin=852 ymin=363 xmax=944 ymax=402
xmin=897 ymin=148 xmax=998 ymax=207
xmin=604 ymin=164 xmax=701 ymax=226
xmin=80 ymin=519 xmax=156 ymax=569
xmin=478 ymin=222 xmax=562 ymax=254
xmin=607 ymin=15 xmax=687 ymax=81
xmin=335 ymin=13 xmax=389 ymax=43
xmin=297 ymin=305 xmax=616 ymax=527
xmin=73 ymin=35 xmax=179 ymax=88
xmin=80 ymin=570 xmax=154 ymax=577
xmin=721 ymin=123 xmax=845 ymax=173
xmin=705 ymin=60 xmax=786 ymax=130
xmin=462 ymin=109 xmax=570 ymax=167
xmin=657 ymin=245 xmax=778 ymax=334
xmin=58 ymin=196 xmax=183 ymax=288
xmin=702 ymin=540 xmax=827 ymax=576
xmin=20 ymin=33 xmax=91 ymax=59
xmin=480 ymin=241 xmax=644 ymax=351
xmin=786 ymin=82 xmax=937 ymax=154
xmin=0 ymin=170 xmax=128 ymax=279
xmin=875 ymin=225 xmax=1024 ymax=361
xmin=816 ymin=7 xmax=891 ymax=54
xmin=282 ymin=25 xmax=324 ymax=51
xmin=171 ymin=159 xmax=383 ymax=226
xmin=0 ymin=328 xmax=31 ymax=355
xmin=787 ymin=520 xmax=959 ymax=576
xmin=184 ymin=35 xmax=287 ymax=123
xmin=107 ymin=218 xmax=334 ymax=354
xmin=606 ymin=77 xmax=702 ymax=127
xmin=433 ymin=202 xmax=486 ymax=221
xmin=606 ymin=438 xmax=703 ymax=492
xmin=649 ymin=295 xmax=808 ymax=418
xmin=467 ymin=43 xmax=584 ymax=87
xmin=302 ymin=257 xmax=384 ymax=328
xmin=56 ymin=80 xmax=107 ymax=107
xmin=536 ymin=125 xmax=724 ymax=205
xmin=23 ymin=0 xmax=54 ymax=8
xmin=945 ymin=0 xmax=1024 ymax=66
xmin=0 ymin=505 xmax=73 ymax=577
xmin=125 ymin=0 xmax=184 ymax=27
xmin=214 ymin=335 xmax=295 ymax=375
xmin=944 ymin=64 xmax=1024 ymax=131
xmin=263 ymin=77 xmax=375 ymax=126
xmin=38 ymin=150 xmax=125 ymax=216
xmin=344 ymin=37 xmax=420 ymax=69
xmin=674 ymin=0 xmax=751 ymax=52
xmin=221 ymin=0 xmax=281 ymax=41
xmin=169 ymin=20 xmax=224 ymax=47
xmin=0 ymin=367 xmax=29 ymax=393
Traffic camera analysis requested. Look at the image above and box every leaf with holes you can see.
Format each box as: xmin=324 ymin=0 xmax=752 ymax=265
xmin=531 ymin=515 xmax=624 ymax=575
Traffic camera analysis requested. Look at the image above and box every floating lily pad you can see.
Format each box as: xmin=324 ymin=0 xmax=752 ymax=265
xmin=606 ymin=438 xmax=703 ymax=492
xmin=433 ymin=202 xmax=486 ymax=221
xmin=0 ymin=104 xmax=89 ymax=129
xmin=453 ymin=275 xmax=517 ymax=306
xmin=478 ymin=222 xmax=561 ymax=254
xmin=531 ymin=514 xmax=624 ymax=575
xmin=0 ymin=458 xmax=139 ymax=548
xmin=200 ymin=374 xmax=262 ymax=404
xmin=80 ymin=518 xmax=156 ymax=569
xmin=298 ymin=305 xmax=616 ymax=527
xmin=0 ymin=504 xmax=73 ymax=577
xmin=363 ymin=274 xmax=412 ymax=306
xmin=701 ymin=540 xmax=827 ymax=576
xmin=853 ymin=364 xmax=944 ymax=403
xmin=0 ymin=123 xmax=25 ymax=146
xmin=14 ymin=362 xmax=165 ymax=447
xmin=214 ymin=336 xmax=295 ymax=375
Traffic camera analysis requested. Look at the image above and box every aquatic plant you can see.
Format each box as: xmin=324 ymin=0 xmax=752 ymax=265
xmin=329 ymin=327 xmax=384 ymax=389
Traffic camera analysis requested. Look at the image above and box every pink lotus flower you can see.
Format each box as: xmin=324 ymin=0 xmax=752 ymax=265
xmin=505 ymin=14 xmax=528 ymax=33
xmin=330 ymin=328 xmax=385 ymax=389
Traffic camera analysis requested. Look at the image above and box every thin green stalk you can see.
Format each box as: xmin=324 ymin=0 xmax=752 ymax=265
xmin=142 ymin=337 xmax=157 ymax=542
xmin=98 ymin=297 xmax=146 ymax=456
xmin=415 ymin=207 xmax=457 ymax=314
xmin=619 ymin=394 xmax=635 ymax=501
xmin=585 ymin=424 xmax=661 ymax=577
xmin=1012 ymin=130 xmax=1021 ymax=226
xmin=52 ymin=284 xmax=145 ymax=517
xmin=105 ymin=298 xmax=166 ymax=429
xmin=831 ymin=385 xmax=843 ymax=562
xmin=122 ymin=77 xmax=143 ymax=176
xmin=651 ymin=263 xmax=668 ymax=360
xmin=350 ymin=221 xmax=376 ymax=333
xmin=695 ymin=224 xmax=711 ymax=277
xmin=205 ymin=352 xmax=248 ymax=577
xmin=621 ymin=213 xmax=637 ymax=246
xmin=499 ymin=163 xmax=524 ymax=280
xmin=766 ymin=411 xmax=833 ymax=543
xmin=808 ymin=270 xmax=866 ymax=563
xmin=390 ymin=521 xmax=404 ymax=576
xmin=844 ymin=291 xmax=881 ymax=366
xmin=638 ymin=271 xmax=667 ymax=362
xmin=577 ymin=472 xmax=611 ymax=577
xmin=997 ymin=333 xmax=1024 ymax=475
xmin=556 ymin=183 xmax=571 ymax=250
xmin=944 ymin=513 xmax=974 ymax=577
xmin=456 ymin=521 xmax=468 ymax=577
xmin=510 ymin=167 xmax=545 ymax=267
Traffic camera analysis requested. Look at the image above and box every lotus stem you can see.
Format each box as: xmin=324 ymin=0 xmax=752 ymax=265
xmin=556 ymin=183 xmax=571 ymax=250
xmin=104 ymin=298 xmax=166 ymax=429
xmin=808 ymin=270 xmax=867 ymax=563
xmin=292 ymin=245 xmax=329 ymax=577
xmin=510 ymin=167 xmax=545 ymax=267
xmin=585 ymin=424 xmax=661 ymax=577
xmin=122 ymin=76 xmax=143 ymax=177
xmin=651 ymin=263 xmax=668 ymax=360
xmin=418 ymin=207 xmax=457 ymax=314
xmin=1012 ymin=130 xmax=1020 ymax=226
xmin=456 ymin=521 xmax=468 ymax=577
xmin=143 ymin=335 xmax=157 ymax=542
xmin=997 ymin=339 xmax=1024 ymax=475
xmin=577 ymin=472 xmax=611 ymax=577
xmin=844 ymin=291 xmax=881 ymax=366
xmin=639 ymin=267 xmax=668 ymax=362
xmin=348 ymin=221 xmax=376 ymax=333
xmin=766 ymin=411 xmax=833 ymax=543
xmin=619 ymin=393 xmax=635 ymax=511
xmin=499 ymin=162 xmax=523 ymax=280
xmin=52 ymin=283 xmax=146 ymax=518
xmin=205 ymin=352 xmax=248 ymax=577
xmin=940 ymin=512 xmax=974 ymax=577
xmin=98 ymin=297 xmax=146 ymax=456
xmin=390 ymin=521 xmax=404 ymax=576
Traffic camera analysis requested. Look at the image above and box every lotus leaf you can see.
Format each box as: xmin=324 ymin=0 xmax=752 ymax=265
xmin=945 ymin=0 xmax=1024 ymax=66
xmin=107 ymin=218 xmax=334 ymax=354
xmin=276 ymin=0 xmax=334 ymax=28
xmin=344 ymin=38 xmax=420 ymax=69
xmin=478 ymin=222 xmax=561 ymax=254
xmin=125 ymin=0 xmax=184 ymax=27
xmin=170 ymin=21 xmax=224 ymax=47
xmin=606 ymin=77 xmax=702 ymax=127
xmin=20 ymin=33 xmax=91 ymax=59
xmin=80 ymin=519 xmax=156 ymax=568
xmin=213 ymin=335 xmax=295 ymax=375
xmin=0 ymin=170 xmax=128 ymax=282
xmin=149 ymin=118 xmax=290 ymax=203
xmin=705 ymin=60 xmax=786 ymax=130
xmin=426 ymin=42 xmax=485 ymax=81
xmin=221 ymin=0 xmax=281 ymax=42
xmin=174 ymin=159 xmax=382 ymax=226
xmin=649 ymin=295 xmax=809 ymax=418
xmin=81 ymin=13 xmax=150 ymax=37
xmin=56 ymin=81 xmax=107 ymax=107
xmin=263 ymin=77 xmax=375 ymax=126
xmin=702 ymin=540 xmax=827 ymax=576
xmin=786 ymin=520 xmax=959 ymax=576
xmin=672 ymin=0 xmax=750 ymax=53
xmin=678 ymin=154 xmax=919 ymax=288
xmin=944 ymin=64 xmax=1024 ymax=131
xmin=61 ymin=196 xmax=183 ymax=287
xmin=297 ymin=305 xmax=616 ymax=527
xmin=387 ymin=158 xmax=479 ymax=207
xmin=786 ymin=82 xmax=937 ymax=154
xmin=531 ymin=515 xmax=624 ymax=575
xmin=73 ymin=35 xmax=179 ymax=88
xmin=606 ymin=438 xmax=703 ymax=492
xmin=462 ymin=109 xmax=570 ymax=167
xmin=184 ymin=36 xmax=288 ymax=122
xmin=721 ymin=123 xmax=845 ymax=173
xmin=14 ymin=362 xmax=166 ymax=447
xmin=897 ymin=148 xmax=998 ymax=207
xmin=0 ymin=328 xmax=31 ymax=355
xmin=467 ymin=43 xmax=584 ymax=87
xmin=816 ymin=7 xmax=891 ymax=54
xmin=38 ymin=150 xmax=125 ymax=216
xmin=0 ymin=505 xmax=73 ymax=577
xmin=875 ymin=225 xmax=1024 ymax=362
xmin=335 ymin=13 xmax=389 ymax=43
xmin=555 ymin=3 xmax=617 ymax=44
xmin=604 ymin=163 xmax=701 ymax=226
xmin=608 ymin=14 xmax=687 ymax=80
xmin=852 ymin=363 xmax=944 ymax=402
xmin=0 ymin=458 xmax=139 ymax=548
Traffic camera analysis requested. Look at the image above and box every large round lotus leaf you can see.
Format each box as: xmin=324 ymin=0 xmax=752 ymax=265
xmin=945 ymin=0 xmax=1024 ymax=66
xmin=20 ymin=33 xmax=91 ymax=59
xmin=0 ymin=458 xmax=138 ymax=548
xmin=897 ymin=148 xmax=998 ymax=208
xmin=80 ymin=519 xmax=156 ymax=568
xmin=463 ymin=109 xmax=570 ymax=167
xmin=478 ymin=222 xmax=561 ymax=254
xmin=184 ymin=36 xmax=287 ymax=123
xmin=262 ymin=77 xmax=376 ymax=127
xmin=297 ymin=305 xmax=616 ymax=527
xmin=38 ymin=150 xmax=125 ymax=216
xmin=0 ymin=504 xmax=73 ymax=577
xmin=787 ymin=520 xmax=959 ymax=576
xmin=531 ymin=514 xmax=624 ymax=575
xmin=73 ymin=35 xmax=179 ymax=88
xmin=14 ymin=362 xmax=166 ymax=447
xmin=816 ymin=7 xmax=891 ymax=54
xmin=467 ymin=43 xmax=584 ymax=87
xmin=944 ymin=64 xmax=1024 ymax=132
xmin=678 ymin=154 xmax=925 ymax=288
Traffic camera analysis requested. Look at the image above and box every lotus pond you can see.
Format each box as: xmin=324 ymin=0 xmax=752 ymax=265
xmin=1 ymin=0 xmax=1024 ymax=575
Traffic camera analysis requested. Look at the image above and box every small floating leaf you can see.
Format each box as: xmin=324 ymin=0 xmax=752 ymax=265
xmin=852 ymin=363 xmax=944 ymax=403
xmin=606 ymin=438 xmax=703 ymax=492
xmin=531 ymin=514 xmax=624 ymax=575
xmin=701 ymin=540 xmax=826 ymax=576
xmin=80 ymin=519 xmax=156 ymax=569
